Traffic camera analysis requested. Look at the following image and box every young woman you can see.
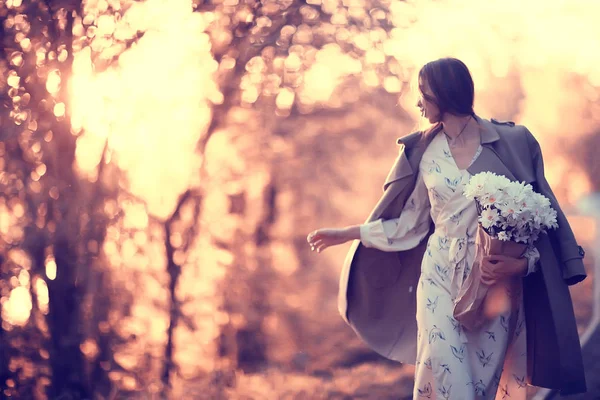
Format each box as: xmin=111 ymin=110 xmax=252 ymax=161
xmin=307 ymin=58 xmax=587 ymax=399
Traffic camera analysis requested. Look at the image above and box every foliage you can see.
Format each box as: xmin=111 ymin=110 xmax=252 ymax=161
xmin=1 ymin=0 xmax=599 ymax=399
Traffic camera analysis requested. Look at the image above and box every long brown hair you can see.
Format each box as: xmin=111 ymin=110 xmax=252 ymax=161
xmin=418 ymin=57 xmax=475 ymax=118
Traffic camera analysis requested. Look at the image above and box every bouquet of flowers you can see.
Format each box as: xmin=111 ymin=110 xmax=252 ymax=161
xmin=463 ymin=171 xmax=558 ymax=244
xmin=453 ymin=172 xmax=558 ymax=330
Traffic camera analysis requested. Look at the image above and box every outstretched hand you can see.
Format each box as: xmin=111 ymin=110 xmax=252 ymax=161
xmin=306 ymin=228 xmax=353 ymax=253
xmin=480 ymin=254 xmax=527 ymax=286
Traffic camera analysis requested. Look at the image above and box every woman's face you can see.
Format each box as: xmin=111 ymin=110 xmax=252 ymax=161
xmin=417 ymin=79 xmax=441 ymax=123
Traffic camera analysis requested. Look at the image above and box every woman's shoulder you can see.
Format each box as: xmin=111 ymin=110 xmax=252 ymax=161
xmin=396 ymin=130 xmax=423 ymax=148
xmin=396 ymin=123 xmax=442 ymax=148
xmin=489 ymin=118 xmax=536 ymax=145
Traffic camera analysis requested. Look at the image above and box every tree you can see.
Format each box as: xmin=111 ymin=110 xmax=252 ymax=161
xmin=1 ymin=0 xmax=411 ymax=397
xmin=3 ymin=0 xmax=596 ymax=398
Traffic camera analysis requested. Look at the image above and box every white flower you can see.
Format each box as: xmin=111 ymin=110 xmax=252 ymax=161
xmin=464 ymin=172 xmax=510 ymax=200
xmin=505 ymin=182 xmax=531 ymax=207
xmin=496 ymin=200 xmax=518 ymax=217
xmin=540 ymin=208 xmax=558 ymax=229
xmin=512 ymin=230 xmax=530 ymax=244
xmin=503 ymin=214 xmax=520 ymax=229
xmin=534 ymin=192 xmax=551 ymax=208
xmin=494 ymin=191 xmax=509 ymax=207
xmin=466 ymin=173 xmax=558 ymax=245
xmin=463 ymin=174 xmax=488 ymax=200
xmin=479 ymin=193 xmax=502 ymax=209
xmin=497 ymin=231 xmax=511 ymax=241
xmin=480 ymin=207 xmax=500 ymax=229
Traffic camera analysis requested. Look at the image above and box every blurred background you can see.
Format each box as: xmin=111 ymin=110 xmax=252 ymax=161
xmin=1 ymin=0 xmax=599 ymax=399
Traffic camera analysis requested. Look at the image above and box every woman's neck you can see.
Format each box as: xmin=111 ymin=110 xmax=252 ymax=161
xmin=441 ymin=114 xmax=474 ymax=139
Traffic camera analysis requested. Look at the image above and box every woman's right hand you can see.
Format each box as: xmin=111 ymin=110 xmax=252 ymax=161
xmin=306 ymin=226 xmax=360 ymax=253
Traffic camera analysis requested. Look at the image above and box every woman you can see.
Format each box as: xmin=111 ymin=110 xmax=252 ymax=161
xmin=307 ymin=58 xmax=587 ymax=399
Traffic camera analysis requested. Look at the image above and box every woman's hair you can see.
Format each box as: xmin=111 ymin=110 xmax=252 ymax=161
xmin=418 ymin=57 xmax=475 ymax=118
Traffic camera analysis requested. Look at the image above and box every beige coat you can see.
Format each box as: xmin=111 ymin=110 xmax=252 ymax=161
xmin=338 ymin=115 xmax=587 ymax=395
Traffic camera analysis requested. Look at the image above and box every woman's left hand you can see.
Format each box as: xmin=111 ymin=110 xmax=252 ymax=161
xmin=306 ymin=227 xmax=356 ymax=253
xmin=480 ymin=254 xmax=527 ymax=286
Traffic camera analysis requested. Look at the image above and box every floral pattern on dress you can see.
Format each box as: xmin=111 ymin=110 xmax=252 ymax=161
xmin=361 ymin=132 xmax=529 ymax=399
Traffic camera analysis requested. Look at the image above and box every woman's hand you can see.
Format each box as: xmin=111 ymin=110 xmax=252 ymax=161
xmin=480 ymin=254 xmax=527 ymax=285
xmin=306 ymin=226 xmax=360 ymax=253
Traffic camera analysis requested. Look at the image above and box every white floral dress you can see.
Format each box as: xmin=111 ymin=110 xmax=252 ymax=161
xmin=360 ymin=132 xmax=539 ymax=399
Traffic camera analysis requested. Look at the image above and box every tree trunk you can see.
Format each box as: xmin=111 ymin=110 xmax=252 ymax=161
xmin=0 ymin=303 xmax=8 ymax=395
xmin=162 ymin=220 xmax=181 ymax=391
xmin=162 ymin=190 xmax=202 ymax=392
xmin=46 ymin=235 xmax=89 ymax=399
xmin=215 ymin=179 xmax=276 ymax=379
xmin=42 ymin=4 xmax=91 ymax=397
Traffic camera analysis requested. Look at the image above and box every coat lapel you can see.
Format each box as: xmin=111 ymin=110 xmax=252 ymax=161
xmin=385 ymin=117 xmax=517 ymax=188
xmin=370 ymin=126 xmax=440 ymax=222
xmin=467 ymin=147 xmax=516 ymax=181
xmin=382 ymin=151 xmax=414 ymax=190
xmin=467 ymin=116 xmax=516 ymax=180
xmin=385 ymin=124 xmax=443 ymax=189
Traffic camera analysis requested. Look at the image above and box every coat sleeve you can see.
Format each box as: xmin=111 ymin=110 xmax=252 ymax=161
xmin=524 ymin=128 xmax=586 ymax=285
xmin=360 ymin=169 xmax=431 ymax=252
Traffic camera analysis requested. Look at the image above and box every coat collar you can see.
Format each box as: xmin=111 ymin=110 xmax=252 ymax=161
xmin=475 ymin=115 xmax=501 ymax=145
xmin=378 ymin=114 xmax=510 ymax=222
xmin=396 ymin=115 xmax=500 ymax=149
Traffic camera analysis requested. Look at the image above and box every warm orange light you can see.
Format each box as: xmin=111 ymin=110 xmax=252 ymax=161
xmin=69 ymin=4 xmax=221 ymax=218
xmin=2 ymin=286 xmax=32 ymax=327
xmin=45 ymin=0 xmax=600 ymax=389
xmin=34 ymin=277 xmax=49 ymax=315
xmin=276 ymin=87 xmax=295 ymax=110
xmin=45 ymin=258 xmax=57 ymax=280
xmin=35 ymin=163 xmax=47 ymax=177
xmin=19 ymin=37 xmax=31 ymax=52
xmin=53 ymin=103 xmax=66 ymax=117
xmin=80 ymin=339 xmax=100 ymax=361
xmin=7 ymin=71 xmax=20 ymax=88
xmin=46 ymin=70 xmax=61 ymax=95
xmin=7 ymin=0 xmax=23 ymax=8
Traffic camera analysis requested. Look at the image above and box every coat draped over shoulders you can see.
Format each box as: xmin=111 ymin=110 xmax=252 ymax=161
xmin=338 ymin=115 xmax=587 ymax=395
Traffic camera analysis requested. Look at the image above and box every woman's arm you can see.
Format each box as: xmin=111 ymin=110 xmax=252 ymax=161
xmin=307 ymin=170 xmax=432 ymax=253
xmin=306 ymin=225 xmax=361 ymax=253
xmin=356 ymin=169 xmax=432 ymax=252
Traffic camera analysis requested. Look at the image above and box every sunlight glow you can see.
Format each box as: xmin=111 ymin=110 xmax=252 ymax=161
xmin=2 ymin=287 xmax=32 ymax=327
xmin=5 ymin=0 xmax=591 ymax=391
xmin=45 ymin=258 xmax=57 ymax=281
xmin=71 ymin=0 xmax=222 ymax=219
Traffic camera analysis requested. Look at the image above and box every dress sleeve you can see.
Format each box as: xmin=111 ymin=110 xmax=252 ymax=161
xmin=360 ymin=169 xmax=431 ymax=252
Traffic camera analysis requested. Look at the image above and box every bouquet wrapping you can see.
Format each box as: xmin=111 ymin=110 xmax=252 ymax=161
xmin=453 ymin=172 xmax=558 ymax=331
